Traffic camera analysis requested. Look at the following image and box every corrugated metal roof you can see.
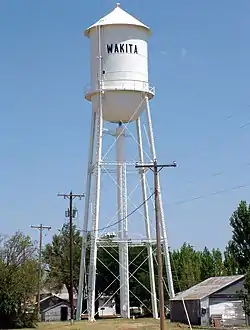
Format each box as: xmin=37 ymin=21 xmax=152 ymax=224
xmin=170 ymin=275 xmax=245 ymax=301
xmin=85 ymin=3 xmax=150 ymax=36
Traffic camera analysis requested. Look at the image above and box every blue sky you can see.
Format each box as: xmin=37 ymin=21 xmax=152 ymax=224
xmin=0 ymin=0 xmax=249 ymax=252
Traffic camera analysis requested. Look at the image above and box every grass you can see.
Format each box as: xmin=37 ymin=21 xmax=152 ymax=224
xmin=33 ymin=319 xmax=190 ymax=330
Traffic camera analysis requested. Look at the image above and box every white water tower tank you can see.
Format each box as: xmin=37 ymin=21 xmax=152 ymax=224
xmin=84 ymin=3 xmax=155 ymax=123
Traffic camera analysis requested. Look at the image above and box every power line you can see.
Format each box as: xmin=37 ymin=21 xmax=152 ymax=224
xmin=82 ymin=192 xmax=155 ymax=233
xmin=180 ymin=116 xmax=250 ymax=164
xmin=78 ymin=179 xmax=250 ymax=235
xmin=78 ymin=178 xmax=250 ymax=236
xmin=170 ymin=182 xmax=250 ymax=206
xmin=240 ymin=121 xmax=250 ymax=129
xmin=183 ymin=162 xmax=250 ymax=186
xmin=31 ymin=224 xmax=51 ymax=319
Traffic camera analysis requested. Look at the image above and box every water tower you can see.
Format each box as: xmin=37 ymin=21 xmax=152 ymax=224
xmin=77 ymin=3 xmax=175 ymax=321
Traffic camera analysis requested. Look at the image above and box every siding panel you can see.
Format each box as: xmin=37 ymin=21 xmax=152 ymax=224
xmin=170 ymin=300 xmax=200 ymax=325
xmin=209 ymin=298 xmax=245 ymax=326
xmin=42 ymin=304 xmax=70 ymax=322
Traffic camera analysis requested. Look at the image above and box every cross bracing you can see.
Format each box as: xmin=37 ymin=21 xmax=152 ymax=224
xmin=77 ymin=94 xmax=174 ymax=321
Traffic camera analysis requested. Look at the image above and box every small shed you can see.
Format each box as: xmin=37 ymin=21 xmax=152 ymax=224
xmin=169 ymin=275 xmax=246 ymax=327
xmin=40 ymin=294 xmax=72 ymax=322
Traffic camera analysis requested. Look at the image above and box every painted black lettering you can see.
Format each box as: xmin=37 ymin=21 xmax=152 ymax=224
xmin=114 ymin=44 xmax=119 ymax=53
xmin=107 ymin=44 xmax=113 ymax=53
xmin=119 ymin=44 xmax=124 ymax=53
xmin=106 ymin=43 xmax=138 ymax=54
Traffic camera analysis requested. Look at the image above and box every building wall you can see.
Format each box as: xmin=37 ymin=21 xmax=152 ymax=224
xmin=42 ymin=304 xmax=70 ymax=322
xmin=209 ymin=297 xmax=245 ymax=326
xmin=170 ymin=300 xmax=200 ymax=325
xmin=200 ymin=297 xmax=209 ymax=326
xmin=208 ymin=278 xmax=245 ymax=326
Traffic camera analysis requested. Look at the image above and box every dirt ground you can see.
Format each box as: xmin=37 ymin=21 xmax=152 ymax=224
xmin=35 ymin=319 xmax=190 ymax=330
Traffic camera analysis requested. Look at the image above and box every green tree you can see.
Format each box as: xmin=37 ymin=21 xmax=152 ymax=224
xmin=200 ymin=247 xmax=224 ymax=280
xmin=227 ymin=200 xmax=250 ymax=273
xmin=211 ymin=248 xmax=224 ymax=276
xmin=171 ymin=243 xmax=201 ymax=291
xmin=0 ymin=232 xmax=38 ymax=329
xmin=96 ymin=243 xmax=151 ymax=313
xmin=170 ymin=249 xmax=182 ymax=293
xmin=200 ymin=247 xmax=214 ymax=281
xmin=242 ymin=266 xmax=250 ymax=316
xmin=128 ymin=245 xmax=151 ymax=309
xmin=223 ymin=243 xmax=238 ymax=275
xmin=43 ymin=222 xmax=83 ymax=295
xmin=96 ymin=244 xmax=119 ymax=296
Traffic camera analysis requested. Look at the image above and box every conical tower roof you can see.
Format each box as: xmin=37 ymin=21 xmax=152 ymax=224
xmin=84 ymin=3 xmax=150 ymax=36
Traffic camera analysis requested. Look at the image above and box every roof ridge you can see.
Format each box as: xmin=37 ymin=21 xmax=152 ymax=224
xmin=170 ymin=275 xmax=245 ymax=301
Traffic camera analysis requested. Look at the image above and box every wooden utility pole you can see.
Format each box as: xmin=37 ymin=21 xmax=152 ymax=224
xmin=31 ymin=224 xmax=51 ymax=319
xmin=135 ymin=159 xmax=176 ymax=330
xmin=58 ymin=191 xmax=84 ymax=323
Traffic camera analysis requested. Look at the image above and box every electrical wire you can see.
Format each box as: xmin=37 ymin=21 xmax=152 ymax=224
xmin=170 ymin=182 xmax=250 ymax=206
xmin=183 ymin=162 xmax=250 ymax=186
xmin=77 ymin=114 xmax=250 ymax=233
xmin=177 ymin=113 xmax=250 ymax=165
xmin=78 ymin=180 xmax=250 ymax=235
xmin=82 ymin=192 xmax=155 ymax=233
xmin=240 ymin=121 xmax=250 ymax=129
